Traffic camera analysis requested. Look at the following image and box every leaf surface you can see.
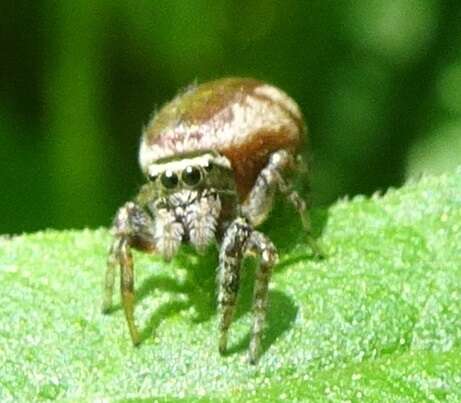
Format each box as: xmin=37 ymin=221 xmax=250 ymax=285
xmin=1 ymin=169 xmax=461 ymax=401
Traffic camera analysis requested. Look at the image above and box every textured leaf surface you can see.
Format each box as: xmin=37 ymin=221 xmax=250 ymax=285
xmin=1 ymin=169 xmax=461 ymax=401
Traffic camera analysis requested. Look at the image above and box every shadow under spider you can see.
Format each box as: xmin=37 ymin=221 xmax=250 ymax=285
xmin=261 ymin=202 xmax=329 ymax=269
xmin=224 ymin=289 xmax=298 ymax=357
xmin=109 ymin=247 xmax=299 ymax=357
xmin=107 ymin=203 xmax=327 ymax=356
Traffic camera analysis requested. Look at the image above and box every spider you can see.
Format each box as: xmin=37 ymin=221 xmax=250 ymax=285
xmin=102 ymin=77 xmax=321 ymax=364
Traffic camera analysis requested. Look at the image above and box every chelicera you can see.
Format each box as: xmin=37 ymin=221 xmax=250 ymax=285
xmin=102 ymin=77 xmax=321 ymax=364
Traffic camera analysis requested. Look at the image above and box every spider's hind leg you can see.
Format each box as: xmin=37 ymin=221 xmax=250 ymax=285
xmin=241 ymin=150 xmax=291 ymax=227
xmin=242 ymin=149 xmax=323 ymax=258
xmin=102 ymin=201 xmax=156 ymax=345
xmin=277 ymin=176 xmax=325 ymax=258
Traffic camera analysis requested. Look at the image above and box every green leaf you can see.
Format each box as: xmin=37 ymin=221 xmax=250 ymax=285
xmin=1 ymin=168 xmax=461 ymax=401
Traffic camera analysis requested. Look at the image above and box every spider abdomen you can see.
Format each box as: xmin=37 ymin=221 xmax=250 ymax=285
xmin=139 ymin=77 xmax=305 ymax=199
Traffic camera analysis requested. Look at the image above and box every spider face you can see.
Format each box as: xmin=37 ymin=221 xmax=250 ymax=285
xmin=103 ymin=77 xmax=322 ymax=364
xmin=145 ymin=152 xmax=235 ymax=195
xmin=139 ymin=152 xmax=239 ymax=258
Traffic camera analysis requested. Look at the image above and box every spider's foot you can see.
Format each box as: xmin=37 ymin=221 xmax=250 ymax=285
xmin=306 ymin=235 xmax=326 ymax=260
xmin=128 ymin=327 xmax=141 ymax=347
xmin=248 ymin=338 xmax=261 ymax=365
xmin=218 ymin=333 xmax=228 ymax=355
xmin=101 ymin=299 xmax=112 ymax=314
xmin=131 ymin=335 xmax=141 ymax=347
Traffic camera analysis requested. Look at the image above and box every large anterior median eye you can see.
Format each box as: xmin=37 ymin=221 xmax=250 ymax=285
xmin=182 ymin=166 xmax=202 ymax=187
xmin=160 ymin=170 xmax=179 ymax=189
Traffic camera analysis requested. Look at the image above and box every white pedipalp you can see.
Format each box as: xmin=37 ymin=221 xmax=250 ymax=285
xmin=153 ymin=208 xmax=184 ymax=261
xmin=184 ymin=192 xmax=222 ymax=253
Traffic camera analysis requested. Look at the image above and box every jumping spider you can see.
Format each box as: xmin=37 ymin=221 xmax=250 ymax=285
xmin=102 ymin=77 xmax=321 ymax=364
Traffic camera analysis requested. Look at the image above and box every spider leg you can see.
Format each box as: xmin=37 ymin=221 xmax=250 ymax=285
xmin=217 ymin=217 xmax=252 ymax=355
xmin=244 ymin=231 xmax=278 ymax=364
xmin=102 ymin=201 xmax=156 ymax=346
xmin=241 ymin=150 xmax=292 ymax=227
xmin=118 ymin=237 xmax=139 ymax=344
xmin=243 ymin=149 xmax=324 ymax=258
xmin=277 ymin=174 xmax=325 ymax=258
xmin=103 ymin=242 xmax=118 ymax=313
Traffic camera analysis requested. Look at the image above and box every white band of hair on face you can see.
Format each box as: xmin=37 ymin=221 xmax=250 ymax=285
xmin=147 ymin=153 xmax=232 ymax=178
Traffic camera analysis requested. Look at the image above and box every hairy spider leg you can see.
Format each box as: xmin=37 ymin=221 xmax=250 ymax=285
xmin=242 ymin=149 xmax=324 ymax=258
xmin=103 ymin=242 xmax=118 ymax=314
xmin=102 ymin=201 xmax=156 ymax=345
xmin=245 ymin=231 xmax=277 ymax=364
xmin=217 ymin=217 xmax=278 ymax=364
xmin=118 ymin=238 xmax=139 ymax=345
xmin=217 ymin=217 xmax=251 ymax=356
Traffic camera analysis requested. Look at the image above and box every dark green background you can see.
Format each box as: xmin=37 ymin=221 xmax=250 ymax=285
xmin=2 ymin=1 xmax=461 ymax=234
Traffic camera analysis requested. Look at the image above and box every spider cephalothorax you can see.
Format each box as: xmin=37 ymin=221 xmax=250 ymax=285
xmin=136 ymin=152 xmax=238 ymax=260
xmin=102 ymin=77 xmax=321 ymax=364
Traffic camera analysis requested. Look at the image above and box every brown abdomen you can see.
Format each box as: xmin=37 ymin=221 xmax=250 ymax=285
xmin=139 ymin=77 xmax=305 ymax=199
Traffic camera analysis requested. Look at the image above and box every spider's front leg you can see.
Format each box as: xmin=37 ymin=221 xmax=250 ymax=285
xmin=217 ymin=218 xmax=251 ymax=355
xmin=102 ymin=201 xmax=156 ymax=345
xmin=217 ymin=217 xmax=277 ymax=364
xmin=245 ymin=231 xmax=277 ymax=364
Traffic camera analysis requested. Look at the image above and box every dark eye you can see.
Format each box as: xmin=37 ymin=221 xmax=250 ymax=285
xmin=148 ymin=174 xmax=158 ymax=182
xmin=182 ymin=166 xmax=202 ymax=187
xmin=160 ymin=170 xmax=178 ymax=189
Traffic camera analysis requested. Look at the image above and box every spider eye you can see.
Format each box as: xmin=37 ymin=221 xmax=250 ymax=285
xmin=182 ymin=166 xmax=202 ymax=187
xmin=148 ymin=173 xmax=158 ymax=182
xmin=160 ymin=170 xmax=179 ymax=189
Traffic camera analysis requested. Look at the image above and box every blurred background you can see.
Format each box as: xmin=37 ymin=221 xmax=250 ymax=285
xmin=1 ymin=0 xmax=461 ymax=235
